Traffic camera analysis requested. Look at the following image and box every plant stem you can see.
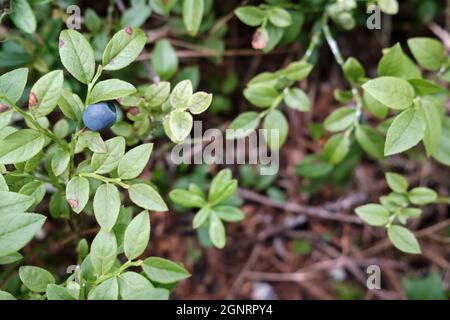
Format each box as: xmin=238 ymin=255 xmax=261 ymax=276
xmin=94 ymin=260 xmax=143 ymax=285
xmin=78 ymin=172 xmax=130 ymax=189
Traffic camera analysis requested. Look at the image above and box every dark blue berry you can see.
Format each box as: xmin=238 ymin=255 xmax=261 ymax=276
xmin=82 ymin=101 xmax=117 ymax=131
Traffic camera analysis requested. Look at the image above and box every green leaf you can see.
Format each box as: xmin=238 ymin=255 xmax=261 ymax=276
xmin=0 ymin=291 xmax=16 ymax=300
xmin=51 ymin=149 xmax=70 ymax=176
xmin=142 ymin=257 xmax=190 ymax=284
xmin=76 ymin=131 xmax=107 ymax=154
xmin=377 ymin=43 xmax=421 ymax=80
xmin=29 ymin=70 xmax=64 ymax=116
xmin=85 ymin=8 xmax=103 ymax=33
xmin=0 ymin=129 xmax=45 ymax=164
xmin=378 ymin=0 xmax=399 ymax=14
xmin=188 ymin=92 xmax=212 ymax=114
xmin=151 ymin=39 xmax=178 ymax=80
xmin=398 ymin=207 xmax=422 ymax=224
xmin=102 ymin=27 xmax=147 ymax=71
xmin=343 ymin=57 xmax=365 ymax=86
xmin=19 ymin=266 xmax=55 ymax=293
xmin=362 ymin=76 xmax=415 ymax=110
xmin=284 ymin=88 xmax=310 ymax=111
xmin=118 ymin=272 xmax=154 ymax=299
xmin=10 ymin=0 xmax=37 ymax=34
xmin=169 ymin=189 xmax=206 ymax=208
xmin=91 ymin=136 xmax=126 ymax=174
xmin=323 ymin=133 xmax=351 ymax=165
xmin=94 ymin=184 xmax=121 ymax=231
xmin=209 ymin=211 xmax=226 ymax=248
xmin=46 ymin=284 xmax=76 ymax=300
xmin=123 ymin=288 xmax=169 ymax=300
xmin=145 ymin=81 xmax=170 ymax=107
xmin=384 ymin=108 xmax=426 ymax=156
xmin=244 ymin=85 xmax=279 ymax=108
xmin=433 ymin=117 xmax=450 ymax=165
xmin=0 ymin=111 xmax=13 ymax=131
xmin=58 ymin=89 xmax=83 ymax=122
xmin=183 ymin=0 xmax=204 ymax=36
xmin=90 ymin=229 xmax=117 ymax=275
xmin=0 ymin=68 xmax=28 ymax=106
xmin=409 ymin=79 xmax=444 ymax=95
xmin=88 ymin=277 xmax=119 ymax=300
xmin=226 ymin=112 xmax=260 ymax=140
xmin=387 ymin=225 xmax=421 ymax=254
xmin=88 ymin=79 xmax=136 ymax=104
xmin=167 ymin=111 xmax=193 ymax=143
xmin=192 ymin=206 xmax=211 ymax=228
xmin=120 ymin=3 xmax=152 ymax=28
xmin=355 ymin=204 xmax=390 ymax=226
xmin=385 ymin=172 xmax=408 ymax=193
xmin=363 ymin=91 xmax=389 ymax=119
xmin=419 ymin=97 xmax=443 ymax=156
xmin=213 ymin=206 xmax=244 ymax=222
xmin=0 ymin=174 xmax=7 ymax=192
xmin=59 ymin=30 xmax=95 ymax=84
xmin=66 ymin=176 xmax=90 ymax=214
xmin=408 ymin=37 xmax=446 ymax=71
xmin=278 ymin=61 xmax=313 ymax=81
xmin=170 ymin=80 xmax=193 ymax=110
xmin=124 ymin=210 xmax=150 ymax=260
xmin=268 ymin=7 xmax=292 ymax=28
xmin=355 ymin=125 xmax=385 ymax=159
xmin=0 ymin=213 xmax=46 ymax=257
xmin=263 ymin=109 xmax=288 ymax=150
xmin=235 ymin=6 xmax=265 ymax=26
xmin=0 ymin=191 xmax=34 ymax=215
xmin=296 ymin=154 xmax=332 ymax=179
xmin=129 ymin=183 xmax=168 ymax=211
xmin=19 ymin=181 xmax=45 ymax=208
xmin=0 ymin=252 xmax=23 ymax=265
xmin=324 ymin=107 xmax=356 ymax=132
xmin=408 ymin=187 xmax=437 ymax=205
xmin=118 ymin=143 xmax=153 ymax=180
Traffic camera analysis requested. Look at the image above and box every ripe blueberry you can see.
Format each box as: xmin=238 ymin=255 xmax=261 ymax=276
xmin=82 ymin=101 xmax=117 ymax=131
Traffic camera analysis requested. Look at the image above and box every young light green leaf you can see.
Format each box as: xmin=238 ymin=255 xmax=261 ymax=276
xmin=385 ymin=172 xmax=408 ymax=193
xmin=118 ymin=272 xmax=154 ymax=299
xmin=51 ymin=149 xmax=70 ymax=177
xmin=192 ymin=206 xmax=211 ymax=229
xmin=129 ymin=183 xmax=168 ymax=211
xmin=19 ymin=181 xmax=45 ymax=208
xmin=59 ymin=29 xmax=95 ymax=84
xmin=145 ymin=81 xmax=170 ymax=107
xmin=278 ymin=61 xmax=313 ymax=81
xmin=90 ymin=229 xmax=117 ymax=275
xmin=208 ymin=180 xmax=237 ymax=206
xmin=151 ymin=39 xmax=178 ymax=80
xmin=10 ymin=0 xmax=36 ymax=34
xmin=183 ymin=0 xmax=204 ymax=36
xmin=355 ymin=204 xmax=390 ymax=226
xmin=76 ymin=131 xmax=107 ymax=154
xmin=384 ymin=108 xmax=426 ymax=156
xmin=0 ymin=174 xmax=7 ymax=192
xmin=118 ymin=143 xmax=153 ymax=180
xmin=88 ymin=79 xmax=136 ymax=104
xmin=419 ymin=97 xmax=443 ymax=156
xmin=188 ymin=92 xmax=212 ymax=114
xmin=102 ymin=27 xmax=147 ymax=71
xmin=46 ymin=284 xmax=76 ymax=300
xmin=66 ymin=176 xmax=90 ymax=214
xmin=408 ymin=37 xmax=446 ymax=71
xmin=94 ymin=183 xmax=121 ymax=231
xmin=0 ymin=213 xmax=46 ymax=257
xmin=170 ymin=80 xmax=193 ymax=110
xmin=167 ymin=111 xmax=193 ymax=143
xmin=343 ymin=57 xmax=365 ymax=86
xmin=0 ymin=291 xmax=16 ymax=300
xmin=142 ymin=257 xmax=190 ymax=284
xmin=362 ymin=76 xmax=415 ymax=110
xmin=263 ymin=109 xmax=288 ymax=150
xmin=0 ymin=252 xmax=23 ymax=265
xmin=58 ymin=89 xmax=83 ymax=122
xmin=19 ymin=266 xmax=55 ymax=293
xmin=0 ymin=68 xmax=28 ymax=106
xmin=123 ymin=288 xmax=169 ymax=300
xmin=355 ymin=125 xmax=385 ymax=159
xmin=235 ymin=6 xmax=265 ymax=26
xmin=0 ymin=129 xmax=45 ymax=164
xmin=284 ymin=88 xmax=310 ymax=111
xmin=214 ymin=206 xmax=244 ymax=222
xmin=387 ymin=225 xmax=421 ymax=254
xmin=324 ymin=107 xmax=356 ymax=132
xmin=169 ymin=189 xmax=206 ymax=208
xmin=124 ymin=211 xmax=150 ymax=260
xmin=268 ymin=7 xmax=292 ymax=28
xmin=244 ymin=85 xmax=279 ymax=108
xmin=29 ymin=70 xmax=64 ymax=116
xmin=408 ymin=187 xmax=437 ymax=205
xmin=323 ymin=133 xmax=351 ymax=165
xmin=377 ymin=43 xmax=421 ymax=80
xmin=120 ymin=3 xmax=152 ymax=28
xmin=363 ymin=91 xmax=389 ymax=119
xmin=88 ymin=277 xmax=119 ymax=300
xmin=209 ymin=212 xmax=226 ymax=248
xmin=378 ymin=0 xmax=399 ymax=14
xmin=0 ymin=191 xmax=34 ymax=215
xmin=226 ymin=112 xmax=260 ymax=140
xmin=91 ymin=136 xmax=126 ymax=174
xmin=409 ymin=79 xmax=444 ymax=95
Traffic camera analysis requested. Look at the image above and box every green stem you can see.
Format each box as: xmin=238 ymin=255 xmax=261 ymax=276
xmin=78 ymin=172 xmax=130 ymax=189
xmin=94 ymin=260 xmax=143 ymax=285
xmin=322 ymin=22 xmax=344 ymax=66
xmin=302 ymin=14 xmax=328 ymax=62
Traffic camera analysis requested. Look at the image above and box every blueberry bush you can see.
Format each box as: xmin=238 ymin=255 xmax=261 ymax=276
xmin=0 ymin=0 xmax=448 ymax=300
